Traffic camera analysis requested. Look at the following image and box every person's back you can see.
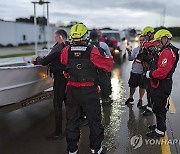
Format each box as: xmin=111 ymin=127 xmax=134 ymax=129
xmin=60 ymin=23 xmax=113 ymax=154
xmin=89 ymin=29 xmax=113 ymax=106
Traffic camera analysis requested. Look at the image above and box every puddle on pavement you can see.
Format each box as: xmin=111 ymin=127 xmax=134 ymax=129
xmin=102 ymin=67 xmax=126 ymax=153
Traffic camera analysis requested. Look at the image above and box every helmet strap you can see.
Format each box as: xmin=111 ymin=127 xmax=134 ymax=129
xmin=161 ymin=39 xmax=169 ymax=49
xmin=148 ymin=32 xmax=153 ymax=41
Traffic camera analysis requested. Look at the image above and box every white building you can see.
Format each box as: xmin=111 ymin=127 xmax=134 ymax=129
xmin=0 ymin=20 xmax=70 ymax=46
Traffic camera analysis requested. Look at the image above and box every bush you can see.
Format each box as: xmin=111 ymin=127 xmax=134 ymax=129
xmin=0 ymin=44 xmax=5 ymax=47
xmin=18 ymin=43 xmax=30 ymax=46
xmin=155 ymin=27 xmax=180 ymax=37
xmin=6 ymin=44 xmax=14 ymax=47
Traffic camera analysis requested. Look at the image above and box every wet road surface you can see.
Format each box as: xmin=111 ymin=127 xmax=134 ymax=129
xmin=0 ymin=65 xmax=126 ymax=154
xmin=1 ymin=47 xmax=180 ymax=153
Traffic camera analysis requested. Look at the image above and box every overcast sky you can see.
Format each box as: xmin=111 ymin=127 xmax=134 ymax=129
xmin=0 ymin=0 xmax=180 ymax=30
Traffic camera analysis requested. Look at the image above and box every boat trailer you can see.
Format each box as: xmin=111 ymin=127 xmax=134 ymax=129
xmin=0 ymin=90 xmax=53 ymax=115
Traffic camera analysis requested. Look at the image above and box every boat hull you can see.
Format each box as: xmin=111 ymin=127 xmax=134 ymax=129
xmin=0 ymin=65 xmax=53 ymax=106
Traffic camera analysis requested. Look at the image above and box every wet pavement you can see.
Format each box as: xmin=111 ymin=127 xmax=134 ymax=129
xmin=1 ymin=44 xmax=180 ymax=153
xmin=0 ymin=65 xmax=126 ymax=154
xmin=115 ymin=61 xmax=161 ymax=154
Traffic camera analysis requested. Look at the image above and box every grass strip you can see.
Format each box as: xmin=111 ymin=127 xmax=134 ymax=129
xmin=0 ymin=52 xmax=35 ymax=58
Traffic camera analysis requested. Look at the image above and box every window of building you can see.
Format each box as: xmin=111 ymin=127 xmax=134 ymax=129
xmin=39 ymin=35 xmax=41 ymax=40
xmin=22 ymin=35 xmax=26 ymax=41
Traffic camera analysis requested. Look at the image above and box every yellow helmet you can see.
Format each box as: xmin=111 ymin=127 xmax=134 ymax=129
xmin=141 ymin=26 xmax=154 ymax=36
xmin=154 ymin=29 xmax=172 ymax=40
xmin=70 ymin=23 xmax=88 ymax=41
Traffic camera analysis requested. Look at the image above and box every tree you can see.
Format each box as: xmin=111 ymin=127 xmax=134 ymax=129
xmin=16 ymin=16 xmax=47 ymax=25
xmin=155 ymin=26 xmax=180 ymax=37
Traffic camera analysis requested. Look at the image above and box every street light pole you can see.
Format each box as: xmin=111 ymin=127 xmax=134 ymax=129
xmin=32 ymin=0 xmax=50 ymax=55
xmin=46 ymin=3 xmax=50 ymax=53
xmin=32 ymin=2 xmax=38 ymax=55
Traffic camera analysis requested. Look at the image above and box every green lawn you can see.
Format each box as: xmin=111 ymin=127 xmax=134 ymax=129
xmin=0 ymin=52 xmax=35 ymax=58
xmin=172 ymin=37 xmax=180 ymax=42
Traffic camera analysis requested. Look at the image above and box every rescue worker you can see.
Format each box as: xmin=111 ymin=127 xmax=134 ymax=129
xmin=35 ymin=29 xmax=68 ymax=140
xmin=60 ymin=23 xmax=113 ymax=154
xmin=142 ymin=26 xmax=154 ymax=42
xmin=109 ymin=36 xmax=118 ymax=48
xmin=90 ymin=29 xmax=112 ymax=56
xmin=139 ymin=26 xmax=155 ymax=116
xmin=89 ymin=29 xmax=113 ymax=106
xmin=146 ymin=29 xmax=179 ymax=138
xmin=125 ymin=35 xmax=146 ymax=107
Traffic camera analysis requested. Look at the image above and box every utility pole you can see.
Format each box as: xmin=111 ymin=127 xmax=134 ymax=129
xmin=162 ymin=7 xmax=166 ymax=27
xmin=32 ymin=2 xmax=37 ymax=55
xmin=160 ymin=7 xmax=166 ymax=27
xmin=32 ymin=0 xmax=50 ymax=55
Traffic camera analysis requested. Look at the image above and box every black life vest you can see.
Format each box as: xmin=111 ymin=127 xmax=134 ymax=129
xmin=90 ymin=41 xmax=107 ymax=57
xmin=90 ymin=41 xmax=100 ymax=48
xmin=66 ymin=45 xmax=98 ymax=82
xmin=166 ymin=43 xmax=179 ymax=79
xmin=136 ymin=47 xmax=152 ymax=69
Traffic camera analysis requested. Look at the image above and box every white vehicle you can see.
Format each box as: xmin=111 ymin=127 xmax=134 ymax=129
xmin=101 ymin=29 xmax=127 ymax=63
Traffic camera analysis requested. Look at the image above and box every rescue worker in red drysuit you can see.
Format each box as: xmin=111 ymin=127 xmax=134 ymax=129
xmin=145 ymin=29 xmax=179 ymax=138
xmin=60 ymin=23 xmax=113 ymax=154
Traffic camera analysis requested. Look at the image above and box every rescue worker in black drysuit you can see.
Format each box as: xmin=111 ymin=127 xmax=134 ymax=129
xmin=35 ymin=29 xmax=68 ymax=140
xmin=138 ymin=26 xmax=155 ymax=116
xmin=60 ymin=23 xmax=113 ymax=154
xmin=89 ymin=29 xmax=113 ymax=106
xmin=145 ymin=29 xmax=179 ymax=138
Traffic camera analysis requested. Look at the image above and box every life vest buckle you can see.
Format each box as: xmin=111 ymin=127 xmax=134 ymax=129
xmin=76 ymin=63 xmax=82 ymax=70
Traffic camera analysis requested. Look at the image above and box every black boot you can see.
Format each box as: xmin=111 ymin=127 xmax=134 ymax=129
xmin=142 ymin=109 xmax=153 ymax=116
xmin=45 ymin=132 xmax=64 ymax=140
xmin=102 ymin=97 xmax=113 ymax=106
xmin=148 ymin=125 xmax=156 ymax=130
xmin=125 ymin=98 xmax=134 ymax=105
xmin=139 ymin=105 xmax=147 ymax=110
xmin=137 ymin=99 xmax=142 ymax=107
xmin=146 ymin=130 xmax=165 ymax=138
xmin=68 ymin=149 xmax=79 ymax=154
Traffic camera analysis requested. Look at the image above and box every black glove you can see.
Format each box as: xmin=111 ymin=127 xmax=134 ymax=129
xmin=35 ymin=56 xmax=43 ymax=65
xmin=151 ymin=77 xmax=159 ymax=87
xmin=147 ymin=46 xmax=159 ymax=58
xmin=147 ymin=46 xmax=157 ymax=53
